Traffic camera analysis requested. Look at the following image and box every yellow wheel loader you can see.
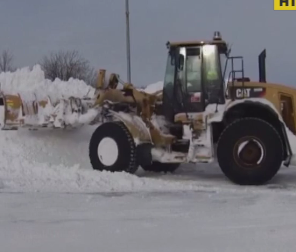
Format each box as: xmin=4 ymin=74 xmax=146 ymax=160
xmin=1 ymin=31 xmax=296 ymax=185
xmin=89 ymin=31 xmax=296 ymax=185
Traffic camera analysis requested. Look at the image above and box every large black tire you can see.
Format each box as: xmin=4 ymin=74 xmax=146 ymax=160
xmin=89 ymin=122 xmax=138 ymax=173
xmin=141 ymin=162 xmax=180 ymax=173
xmin=217 ymin=117 xmax=284 ymax=185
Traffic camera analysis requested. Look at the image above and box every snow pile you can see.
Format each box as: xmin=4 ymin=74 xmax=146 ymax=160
xmin=144 ymin=81 xmax=163 ymax=93
xmin=0 ymin=65 xmax=99 ymax=128
xmin=0 ymin=65 xmax=95 ymax=102
xmin=0 ymin=126 xmax=222 ymax=193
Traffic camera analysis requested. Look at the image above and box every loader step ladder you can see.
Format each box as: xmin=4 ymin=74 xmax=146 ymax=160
xmin=227 ymin=56 xmax=246 ymax=101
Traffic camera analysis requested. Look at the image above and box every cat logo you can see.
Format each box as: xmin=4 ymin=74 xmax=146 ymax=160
xmin=236 ymin=88 xmax=251 ymax=98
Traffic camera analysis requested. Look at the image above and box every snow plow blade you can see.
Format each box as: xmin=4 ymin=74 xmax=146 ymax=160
xmin=0 ymin=92 xmax=99 ymax=130
xmin=0 ymin=69 xmax=130 ymax=130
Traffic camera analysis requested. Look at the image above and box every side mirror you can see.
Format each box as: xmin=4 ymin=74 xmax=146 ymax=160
xmin=178 ymin=55 xmax=184 ymax=70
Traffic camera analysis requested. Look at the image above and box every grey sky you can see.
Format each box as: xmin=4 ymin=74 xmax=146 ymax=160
xmin=0 ymin=0 xmax=294 ymax=87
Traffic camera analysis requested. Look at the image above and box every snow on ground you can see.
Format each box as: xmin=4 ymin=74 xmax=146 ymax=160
xmin=2 ymin=67 xmax=296 ymax=251
xmin=3 ymin=190 xmax=296 ymax=252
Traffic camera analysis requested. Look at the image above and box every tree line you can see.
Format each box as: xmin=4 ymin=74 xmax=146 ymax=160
xmin=0 ymin=49 xmax=98 ymax=87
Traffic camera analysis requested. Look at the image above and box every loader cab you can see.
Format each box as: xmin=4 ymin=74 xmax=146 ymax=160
xmin=162 ymin=31 xmax=228 ymax=122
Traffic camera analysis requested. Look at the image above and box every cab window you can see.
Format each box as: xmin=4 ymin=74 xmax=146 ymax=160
xmin=176 ymin=47 xmax=202 ymax=93
xmin=202 ymin=45 xmax=223 ymax=103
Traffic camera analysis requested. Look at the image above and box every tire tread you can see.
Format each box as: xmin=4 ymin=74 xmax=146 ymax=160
xmin=217 ymin=117 xmax=284 ymax=185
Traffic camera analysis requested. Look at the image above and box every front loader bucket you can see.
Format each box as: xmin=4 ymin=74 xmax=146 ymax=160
xmin=0 ymin=90 xmax=99 ymax=130
xmin=0 ymin=93 xmax=23 ymax=130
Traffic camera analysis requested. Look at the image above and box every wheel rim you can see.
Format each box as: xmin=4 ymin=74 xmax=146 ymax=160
xmin=97 ymin=137 xmax=119 ymax=166
xmin=233 ymin=137 xmax=266 ymax=168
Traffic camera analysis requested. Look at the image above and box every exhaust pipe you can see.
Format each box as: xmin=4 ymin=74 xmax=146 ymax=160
xmin=259 ymin=49 xmax=266 ymax=82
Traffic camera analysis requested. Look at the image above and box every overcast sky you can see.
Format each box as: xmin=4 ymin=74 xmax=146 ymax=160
xmin=0 ymin=0 xmax=294 ymax=87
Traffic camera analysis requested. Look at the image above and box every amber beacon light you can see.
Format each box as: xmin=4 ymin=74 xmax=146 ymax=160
xmin=274 ymin=0 xmax=296 ymax=10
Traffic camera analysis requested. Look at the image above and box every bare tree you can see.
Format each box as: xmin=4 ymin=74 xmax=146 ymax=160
xmin=40 ymin=50 xmax=97 ymax=85
xmin=85 ymin=67 xmax=99 ymax=87
xmin=0 ymin=50 xmax=15 ymax=72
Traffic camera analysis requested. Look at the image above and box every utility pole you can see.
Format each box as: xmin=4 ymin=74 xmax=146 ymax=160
xmin=125 ymin=0 xmax=131 ymax=83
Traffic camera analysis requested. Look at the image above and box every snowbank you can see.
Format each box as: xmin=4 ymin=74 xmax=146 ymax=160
xmin=0 ymin=65 xmax=95 ymax=102
xmin=144 ymin=81 xmax=163 ymax=93
xmin=0 ymin=125 xmax=205 ymax=193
